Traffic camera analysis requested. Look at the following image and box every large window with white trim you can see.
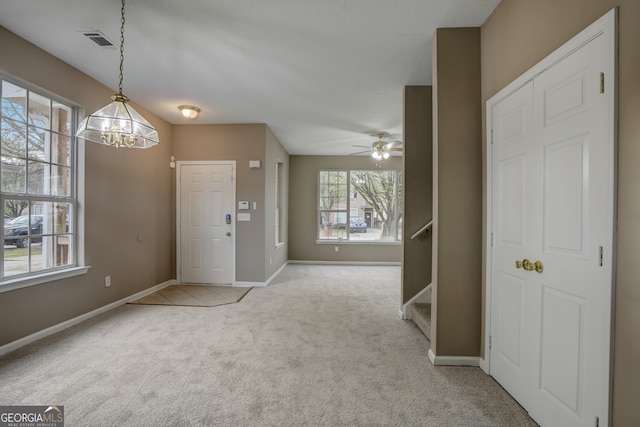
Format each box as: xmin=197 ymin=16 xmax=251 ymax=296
xmin=1 ymin=77 xmax=77 ymax=280
xmin=318 ymin=169 xmax=402 ymax=242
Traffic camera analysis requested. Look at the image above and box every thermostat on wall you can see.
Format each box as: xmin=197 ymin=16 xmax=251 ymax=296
xmin=249 ymin=160 xmax=261 ymax=169
xmin=238 ymin=201 xmax=249 ymax=210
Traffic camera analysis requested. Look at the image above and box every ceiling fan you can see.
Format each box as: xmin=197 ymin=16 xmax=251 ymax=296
xmin=351 ymin=133 xmax=403 ymax=160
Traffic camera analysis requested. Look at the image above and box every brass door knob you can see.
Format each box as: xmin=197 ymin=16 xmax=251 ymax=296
xmin=522 ymin=259 xmax=534 ymax=271
xmin=515 ymin=258 xmax=544 ymax=273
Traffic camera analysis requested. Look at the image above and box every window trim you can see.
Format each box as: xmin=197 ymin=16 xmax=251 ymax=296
xmin=0 ymin=74 xmax=87 ymax=288
xmin=317 ymin=169 xmax=403 ymax=243
xmin=275 ymin=160 xmax=285 ymax=247
xmin=0 ymin=266 xmax=90 ymax=294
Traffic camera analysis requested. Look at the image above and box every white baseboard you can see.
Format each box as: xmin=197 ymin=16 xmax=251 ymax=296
xmin=288 ymin=260 xmax=401 ymax=266
xmin=401 ymin=283 xmax=432 ymax=320
xmin=234 ymin=282 xmax=263 ymax=287
xmin=428 ymin=349 xmax=480 ymax=367
xmin=0 ymin=279 xmax=176 ymax=357
xmin=479 ymin=357 xmax=489 ymax=374
xmin=235 ymin=261 xmax=288 ymax=288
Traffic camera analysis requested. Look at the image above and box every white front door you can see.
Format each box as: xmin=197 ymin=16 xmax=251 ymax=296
xmin=178 ymin=162 xmax=235 ymax=284
xmin=489 ymin=12 xmax=614 ymax=427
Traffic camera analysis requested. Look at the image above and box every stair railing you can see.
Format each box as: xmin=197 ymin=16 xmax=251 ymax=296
xmin=401 ymin=219 xmax=434 ymax=319
xmin=410 ymin=220 xmax=433 ymax=240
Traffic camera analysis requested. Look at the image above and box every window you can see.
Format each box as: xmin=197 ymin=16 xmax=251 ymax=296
xmin=275 ymin=161 xmax=285 ymax=246
xmin=318 ymin=170 xmax=402 ymax=242
xmin=1 ymin=77 xmax=78 ymax=281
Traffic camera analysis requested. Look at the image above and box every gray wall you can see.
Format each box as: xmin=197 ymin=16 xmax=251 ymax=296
xmin=481 ymin=1 xmax=640 ymax=423
xmin=431 ymin=28 xmax=482 ymax=358
xmin=0 ymin=26 xmax=173 ymax=346
xmin=402 ymin=86 xmax=433 ymax=305
xmin=288 ymin=155 xmax=402 ymax=263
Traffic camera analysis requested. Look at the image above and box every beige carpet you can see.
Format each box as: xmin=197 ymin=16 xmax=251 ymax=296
xmin=0 ymin=265 xmax=536 ymax=426
xmin=129 ymin=284 xmax=251 ymax=307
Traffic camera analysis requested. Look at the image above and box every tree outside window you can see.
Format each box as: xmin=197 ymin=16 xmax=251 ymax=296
xmin=318 ymin=169 xmax=402 ymax=242
xmin=1 ymin=78 xmax=76 ymax=280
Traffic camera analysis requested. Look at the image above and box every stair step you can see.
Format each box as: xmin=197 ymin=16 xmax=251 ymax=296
xmin=410 ymin=303 xmax=431 ymax=341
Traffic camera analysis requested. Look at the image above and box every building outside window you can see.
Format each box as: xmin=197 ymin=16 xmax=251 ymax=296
xmin=318 ymin=169 xmax=402 ymax=242
xmin=1 ymin=77 xmax=77 ymax=281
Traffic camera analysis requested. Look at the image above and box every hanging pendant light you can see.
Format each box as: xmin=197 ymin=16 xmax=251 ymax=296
xmin=76 ymin=0 xmax=159 ymax=148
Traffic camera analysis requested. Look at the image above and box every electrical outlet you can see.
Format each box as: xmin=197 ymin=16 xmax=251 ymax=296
xmin=105 ymin=276 xmax=111 ymax=287
xmin=334 ymin=246 xmax=339 ymax=253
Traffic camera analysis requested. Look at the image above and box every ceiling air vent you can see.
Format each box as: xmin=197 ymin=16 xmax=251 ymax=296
xmin=83 ymin=31 xmax=114 ymax=47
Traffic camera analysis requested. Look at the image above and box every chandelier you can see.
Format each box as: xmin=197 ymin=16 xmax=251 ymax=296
xmin=76 ymin=0 xmax=159 ymax=148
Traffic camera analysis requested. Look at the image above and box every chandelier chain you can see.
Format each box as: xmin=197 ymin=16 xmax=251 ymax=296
xmin=118 ymin=0 xmax=126 ymax=95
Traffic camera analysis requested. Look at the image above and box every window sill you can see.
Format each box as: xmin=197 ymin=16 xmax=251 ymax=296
xmin=316 ymin=240 xmax=401 ymax=246
xmin=0 ymin=266 xmax=91 ymax=294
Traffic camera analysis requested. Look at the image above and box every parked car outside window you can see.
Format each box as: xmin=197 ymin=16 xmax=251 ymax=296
xmin=4 ymin=215 xmax=44 ymax=248
xmin=350 ymin=217 xmax=367 ymax=233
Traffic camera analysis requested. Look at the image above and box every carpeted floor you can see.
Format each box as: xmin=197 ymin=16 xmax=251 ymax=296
xmin=129 ymin=284 xmax=252 ymax=307
xmin=0 ymin=265 xmax=536 ymax=426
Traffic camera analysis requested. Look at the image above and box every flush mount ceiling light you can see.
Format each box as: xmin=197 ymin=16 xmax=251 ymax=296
xmin=75 ymin=0 xmax=159 ymax=149
xmin=178 ymin=105 xmax=201 ymax=119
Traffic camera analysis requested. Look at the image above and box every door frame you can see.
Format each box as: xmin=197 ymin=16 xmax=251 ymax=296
xmin=176 ymin=160 xmax=237 ymax=285
xmin=482 ymin=4 xmax=616 ymax=416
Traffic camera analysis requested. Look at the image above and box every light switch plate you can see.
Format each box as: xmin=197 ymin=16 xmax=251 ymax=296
xmin=237 ymin=213 xmax=251 ymax=221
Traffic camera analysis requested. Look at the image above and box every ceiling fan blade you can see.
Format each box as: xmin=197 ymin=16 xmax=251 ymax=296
xmin=352 ymin=144 xmax=371 ymax=149
xmin=349 ymin=149 xmax=371 ymax=156
xmin=387 ymin=147 xmax=403 ymax=152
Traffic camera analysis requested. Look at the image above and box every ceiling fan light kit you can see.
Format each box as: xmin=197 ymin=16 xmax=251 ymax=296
xmin=350 ymin=132 xmax=402 ymax=162
xmin=371 ymin=140 xmax=390 ymax=160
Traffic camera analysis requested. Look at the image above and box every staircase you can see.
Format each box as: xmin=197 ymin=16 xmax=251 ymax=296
xmin=409 ymin=303 xmax=431 ymax=341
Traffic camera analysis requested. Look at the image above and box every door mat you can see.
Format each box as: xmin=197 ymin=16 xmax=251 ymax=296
xmin=129 ymin=284 xmax=252 ymax=307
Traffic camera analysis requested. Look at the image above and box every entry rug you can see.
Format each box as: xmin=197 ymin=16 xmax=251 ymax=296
xmin=129 ymin=284 xmax=252 ymax=307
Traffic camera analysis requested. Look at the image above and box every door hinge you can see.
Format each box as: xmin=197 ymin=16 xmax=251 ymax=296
xmin=600 ymin=72 xmax=605 ymax=94
xmin=489 ymin=335 xmax=492 ymax=350
xmin=595 ymin=416 xmax=599 ymax=427
xmin=491 ymin=129 xmax=494 ymax=144
xmin=490 ymin=232 xmax=494 ymax=247
xmin=599 ymin=246 xmax=603 ymax=267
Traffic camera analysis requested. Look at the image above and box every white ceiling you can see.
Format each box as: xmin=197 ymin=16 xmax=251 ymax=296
xmin=0 ymin=0 xmax=500 ymax=155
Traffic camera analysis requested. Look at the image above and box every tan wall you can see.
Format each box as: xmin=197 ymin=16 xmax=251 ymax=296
xmin=0 ymin=26 xmax=173 ymax=345
xmin=481 ymin=1 xmax=640 ymax=424
xmin=288 ymin=156 xmax=402 ymax=263
xmin=431 ymin=28 xmax=482 ymax=357
xmin=402 ymin=86 xmax=433 ymax=304
xmin=172 ymin=124 xmax=279 ymax=283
